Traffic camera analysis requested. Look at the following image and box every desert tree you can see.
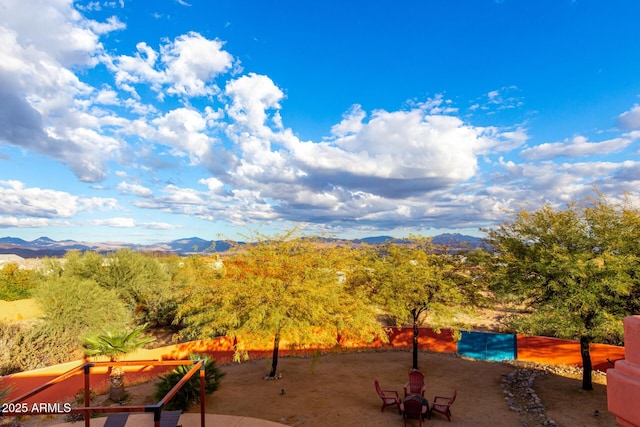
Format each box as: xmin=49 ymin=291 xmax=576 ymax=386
xmin=0 ymin=262 xmax=40 ymax=301
xmin=56 ymin=250 xmax=104 ymax=279
xmin=177 ymin=230 xmax=385 ymax=378
xmin=48 ymin=249 xmax=176 ymax=327
xmin=96 ymin=249 xmax=174 ymax=326
xmin=372 ymin=236 xmax=466 ymax=370
xmin=487 ymin=194 xmax=639 ymax=390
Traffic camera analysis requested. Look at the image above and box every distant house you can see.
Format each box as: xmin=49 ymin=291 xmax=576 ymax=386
xmin=0 ymin=254 xmax=26 ymax=268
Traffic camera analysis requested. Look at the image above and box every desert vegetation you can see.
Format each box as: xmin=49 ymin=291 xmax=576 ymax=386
xmin=153 ymin=354 xmax=225 ymax=411
xmin=487 ymin=193 xmax=639 ymax=389
xmin=81 ymin=325 xmax=156 ymax=401
xmin=0 ymin=193 xmax=637 ymax=392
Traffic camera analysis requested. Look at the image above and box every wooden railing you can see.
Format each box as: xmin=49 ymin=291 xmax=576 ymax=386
xmin=1 ymin=359 xmax=205 ymax=427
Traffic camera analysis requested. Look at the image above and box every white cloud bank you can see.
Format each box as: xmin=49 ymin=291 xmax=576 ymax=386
xmin=1 ymin=1 xmax=640 ymax=236
xmin=521 ymin=134 xmax=639 ymax=161
xmin=0 ymin=180 xmax=117 ymax=228
xmin=0 ymin=0 xmax=126 ymax=182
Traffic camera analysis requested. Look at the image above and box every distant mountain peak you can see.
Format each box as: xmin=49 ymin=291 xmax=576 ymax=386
xmin=0 ymin=236 xmax=28 ymax=245
xmin=0 ymin=233 xmax=487 ymax=258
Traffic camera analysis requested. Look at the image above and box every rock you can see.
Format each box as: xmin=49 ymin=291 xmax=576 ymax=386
xmin=501 ymin=367 xmax=556 ymax=427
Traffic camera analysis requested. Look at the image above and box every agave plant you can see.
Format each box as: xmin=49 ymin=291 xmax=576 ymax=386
xmin=82 ymin=325 xmax=155 ymax=401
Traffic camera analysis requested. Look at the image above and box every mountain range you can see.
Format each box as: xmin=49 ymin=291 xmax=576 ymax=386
xmin=0 ymin=233 xmax=487 ymax=258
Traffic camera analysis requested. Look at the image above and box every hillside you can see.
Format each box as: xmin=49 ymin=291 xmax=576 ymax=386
xmin=0 ymin=233 xmax=488 ymax=258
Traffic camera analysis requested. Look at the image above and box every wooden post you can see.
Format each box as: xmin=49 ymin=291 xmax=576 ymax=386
xmin=200 ymin=361 xmax=206 ymax=427
xmin=83 ymin=364 xmax=90 ymax=427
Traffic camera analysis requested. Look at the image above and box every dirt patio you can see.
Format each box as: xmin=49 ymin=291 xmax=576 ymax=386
xmin=13 ymin=349 xmax=615 ymax=426
xmin=202 ymin=350 xmax=614 ymax=426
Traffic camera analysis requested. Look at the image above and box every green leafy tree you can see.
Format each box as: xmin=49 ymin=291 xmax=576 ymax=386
xmin=165 ymin=254 xmax=224 ymax=332
xmin=0 ymin=262 xmax=39 ymax=301
xmin=153 ymin=354 xmax=224 ymax=411
xmin=96 ymin=249 xmax=174 ymax=326
xmin=82 ymin=325 xmax=156 ymax=401
xmin=372 ymin=237 xmax=466 ymax=369
xmin=178 ymin=231 xmax=384 ymax=378
xmin=487 ymin=194 xmax=638 ymax=390
xmin=59 ymin=250 xmax=104 ymax=280
xmin=33 ymin=276 xmax=131 ymax=334
xmin=47 ymin=249 xmax=177 ymax=327
xmin=446 ymin=248 xmax=494 ymax=307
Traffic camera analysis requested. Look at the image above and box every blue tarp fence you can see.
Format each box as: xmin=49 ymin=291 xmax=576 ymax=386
xmin=457 ymin=331 xmax=517 ymax=361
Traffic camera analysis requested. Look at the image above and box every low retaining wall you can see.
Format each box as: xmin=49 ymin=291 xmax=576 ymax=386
xmin=517 ymin=335 xmax=625 ymax=371
xmin=452 ymin=330 xmax=625 ymax=369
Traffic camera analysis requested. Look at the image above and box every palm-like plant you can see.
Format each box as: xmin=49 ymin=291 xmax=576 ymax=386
xmin=82 ymin=325 xmax=156 ymax=401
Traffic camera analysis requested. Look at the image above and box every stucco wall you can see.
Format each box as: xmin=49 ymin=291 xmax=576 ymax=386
xmin=607 ymin=316 xmax=640 ymax=427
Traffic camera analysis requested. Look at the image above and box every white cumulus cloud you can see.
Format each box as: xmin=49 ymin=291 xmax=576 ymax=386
xmin=107 ymin=32 xmax=234 ymax=99
xmin=225 ymin=73 xmax=285 ymax=132
xmin=618 ymin=105 xmax=640 ymax=130
xmin=0 ymin=0 xmax=127 ymax=182
xmin=150 ymin=107 xmax=214 ymax=162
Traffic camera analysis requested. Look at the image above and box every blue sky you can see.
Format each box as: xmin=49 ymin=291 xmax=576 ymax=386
xmin=1 ymin=0 xmax=640 ymax=244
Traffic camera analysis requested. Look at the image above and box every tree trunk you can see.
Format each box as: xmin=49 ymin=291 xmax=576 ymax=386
xmin=109 ymin=366 xmax=126 ymax=401
xmin=109 ymin=374 xmax=126 ymax=401
xmin=412 ymin=311 xmax=419 ymax=370
xmin=268 ymin=332 xmax=280 ymax=378
xmin=580 ymin=336 xmax=593 ymax=391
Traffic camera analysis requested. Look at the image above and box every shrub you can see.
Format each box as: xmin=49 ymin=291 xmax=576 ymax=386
xmin=0 ymin=322 xmax=82 ymax=375
xmin=154 ymin=354 xmax=224 ymax=411
xmin=32 ymin=276 xmax=132 ymax=334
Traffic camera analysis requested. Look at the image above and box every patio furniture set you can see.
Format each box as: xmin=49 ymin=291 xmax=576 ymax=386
xmin=375 ymin=370 xmax=456 ymax=425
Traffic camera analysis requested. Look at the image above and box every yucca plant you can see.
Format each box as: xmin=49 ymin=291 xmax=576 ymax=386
xmin=0 ymin=382 xmax=23 ymax=427
xmin=82 ymin=325 xmax=155 ymax=401
xmin=154 ymin=354 xmax=224 ymax=411
xmin=0 ymin=381 xmax=14 ymax=404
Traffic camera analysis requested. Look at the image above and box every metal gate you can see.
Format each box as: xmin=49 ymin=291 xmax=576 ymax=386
xmin=457 ymin=331 xmax=516 ymax=361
